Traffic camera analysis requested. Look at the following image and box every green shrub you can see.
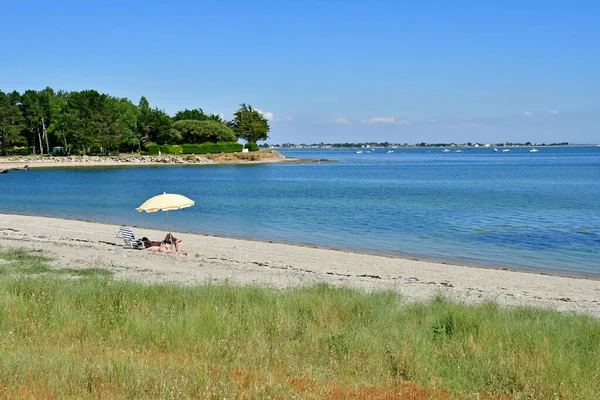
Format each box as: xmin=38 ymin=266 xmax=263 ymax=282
xmin=88 ymin=146 xmax=103 ymax=155
xmin=144 ymin=144 xmax=183 ymax=155
xmin=162 ymin=145 xmax=183 ymax=155
xmin=245 ymin=143 xmax=259 ymax=152
xmin=10 ymin=146 xmax=33 ymax=156
xmin=173 ymin=120 xmax=237 ymax=143
xmin=145 ymin=144 xmax=159 ymax=155
xmin=181 ymin=142 xmax=243 ymax=154
xmin=144 ymin=142 xmax=242 ymax=155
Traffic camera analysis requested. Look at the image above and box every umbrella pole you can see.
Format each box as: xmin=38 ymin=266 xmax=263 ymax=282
xmin=166 ymin=210 xmax=173 ymax=250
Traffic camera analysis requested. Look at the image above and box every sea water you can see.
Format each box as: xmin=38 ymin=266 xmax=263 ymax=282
xmin=1 ymin=146 xmax=599 ymax=275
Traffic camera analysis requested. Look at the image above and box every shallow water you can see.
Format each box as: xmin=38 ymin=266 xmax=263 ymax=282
xmin=1 ymin=146 xmax=599 ymax=275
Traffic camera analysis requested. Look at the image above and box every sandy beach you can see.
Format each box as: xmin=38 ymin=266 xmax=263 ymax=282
xmin=1 ymin=213 xmax=599 ymax=317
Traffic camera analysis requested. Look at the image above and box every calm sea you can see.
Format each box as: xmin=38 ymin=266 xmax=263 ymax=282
xmin=1 ymin=146 xmax=599 ymax=275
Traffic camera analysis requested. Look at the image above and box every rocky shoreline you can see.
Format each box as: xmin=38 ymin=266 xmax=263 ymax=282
xmin=5 ymin=154 xmax=212 ymax=165
xmin=0 ymin=150 xmax=290 ymax=169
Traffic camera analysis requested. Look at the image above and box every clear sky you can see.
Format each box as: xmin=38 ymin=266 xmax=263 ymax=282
xmin=2 ymin=0 xmax=598 ymax=144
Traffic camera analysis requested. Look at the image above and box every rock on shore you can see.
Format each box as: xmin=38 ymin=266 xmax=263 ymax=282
xmin=1 ymin=150 xmax=287 ymax=168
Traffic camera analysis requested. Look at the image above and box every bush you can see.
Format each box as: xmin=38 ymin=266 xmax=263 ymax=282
xmin=145 ymin=144 xmax=160 ymax=155
xmin=245 ymin=143 xmax=259 ymax=152
xmin=162 ymin=145 xmax=183 ymax=155
xmin=143 ymin=144 xmax=182 ymax=155
xmin=181 ymin=142 xmax=243 ymax=154
xmin=10 ymin=146 xmax=33 ymax=156
xmin=143 ymin=142 xmax=242 ymax=155
xmin=173 ymin=120 xmax=237 ymax=143
xmin=88 ymin=146 xmax=103 ymax=156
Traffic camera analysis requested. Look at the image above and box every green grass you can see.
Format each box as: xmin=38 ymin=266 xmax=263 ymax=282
xmin=0 ymin=249 xmax=598 ymax=398
xmin=0 ymin=249 xmax=112 ymax=278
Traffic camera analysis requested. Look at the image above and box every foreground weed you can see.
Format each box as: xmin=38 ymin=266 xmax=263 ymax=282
xmin=0 ymin=250 xmax=598 ymax=398
xmin=0 ymin=249 xmax=113 ymax=278
xmin=0 ymin=249 xmax=52 ymax=275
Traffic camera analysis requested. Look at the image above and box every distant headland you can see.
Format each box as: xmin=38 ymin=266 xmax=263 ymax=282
xmin=263 ymin=141 xmax=594 ymax=149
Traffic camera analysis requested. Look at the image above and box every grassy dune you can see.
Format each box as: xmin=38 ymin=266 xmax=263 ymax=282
xmin=0 ymin=249 xmax=598 ymax=398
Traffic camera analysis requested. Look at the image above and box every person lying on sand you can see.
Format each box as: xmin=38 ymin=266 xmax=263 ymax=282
xmin=141 ymin=237 xmax=161 ymax=248
xmin=142 ymin=245 xmax=190 ymax=256
xmin=141 ymin=234 xmax=183 ymax=252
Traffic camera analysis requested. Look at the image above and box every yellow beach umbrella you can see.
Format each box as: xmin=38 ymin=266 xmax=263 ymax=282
xmin=136 ymin=193 xmax=195 ymax=213
xmin=136 ymin=193 xmax=195 ymax=239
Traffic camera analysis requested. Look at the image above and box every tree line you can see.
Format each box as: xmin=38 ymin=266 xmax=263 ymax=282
xmin=0 ymin=88 xmax=270 ymax=156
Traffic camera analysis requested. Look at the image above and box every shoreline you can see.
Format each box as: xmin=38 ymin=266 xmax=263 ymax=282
xmin=1 ymin=213 xmax=599 ymax=317
xmin=137 ymin=222 xmax=600 ymax=282
xmin=1 ymin=157 xmax=595 ymax=280
xmin=5 ymin=211 xmax=597 ymax=282
xmin=0 ymin=150 xmax=333 ymax=170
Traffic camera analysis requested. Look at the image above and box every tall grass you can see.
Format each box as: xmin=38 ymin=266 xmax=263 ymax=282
xmin=0 ymin=249 xmax=598 ymax=398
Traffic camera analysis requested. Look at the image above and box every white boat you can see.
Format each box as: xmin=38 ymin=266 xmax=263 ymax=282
xmin=355 ymin=150 xmax=363 ymax=154
xmin=529 ymin=148 xmax=539 ymax=153
xmin=386 ymin=150 xmax=394 ymax=154
xmin=502 ymin=148 xmax=511 ymax=152
xmin=455 ymin=149 xmax=463 ymax=153
xmin=493 ymin=148 xmax=499 ymax=152
xmin=442 ymin=149 xmax=451 ymax=153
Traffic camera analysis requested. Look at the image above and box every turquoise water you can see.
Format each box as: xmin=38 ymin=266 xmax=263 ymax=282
xmin=1 ymin=146 xmax=599 ymax=275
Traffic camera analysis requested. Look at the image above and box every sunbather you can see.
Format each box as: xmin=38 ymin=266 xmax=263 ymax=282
xmin=141 ymin=237 xmax=161 ymax=248
xmin=141 ymin=233 xmax=183 ymax=252
xmin=163 ymin=233 xmax=182 ymax=252
xmin=142 ymin=244 xmax=189 ymax=256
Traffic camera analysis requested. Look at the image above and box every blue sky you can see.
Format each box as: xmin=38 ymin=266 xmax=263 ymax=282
xmin=2 ymin=0 xmax=598 ymax=144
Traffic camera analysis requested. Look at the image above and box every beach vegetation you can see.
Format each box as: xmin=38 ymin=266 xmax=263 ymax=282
xmin=231 ymin=103 xmax=270 ymax=144
xmin=9 ymin=146 xmax=32 ymax=156
xmin=245 ymin=142 xmax=260 ymax=152
xmin=142 ymin=142 xmax=244 ymax=155
xmin=181 ymin=142 xmax=244 ymax=154
xmin=0 ymin=88 xmax=270 ymax=157
xmin=0 ymin=90 xmax=26 ymax=156
xmin=172 ymin=119 xmax=237 ymax=143
xmin=143 ymin=143 xmax=183 ymax=155
xmin=0 ymin=249 xmax=112 ymax=278
xmin=0 ymin=249 xmax=598 ymax=398
xmin=173 ymin=107 xmax=210 ymax=121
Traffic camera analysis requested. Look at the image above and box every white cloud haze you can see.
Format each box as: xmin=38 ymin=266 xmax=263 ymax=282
xmin=253 ymin=109 xmax=293 ymax=122
xmin=255 ymin=108 xmax=275 ymax=121
xmin=360 ymin=117 xmax=410 ymax=125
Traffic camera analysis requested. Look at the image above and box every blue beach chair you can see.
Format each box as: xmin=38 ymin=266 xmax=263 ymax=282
xmin=117 ymin=227 xmax=144 ymax=249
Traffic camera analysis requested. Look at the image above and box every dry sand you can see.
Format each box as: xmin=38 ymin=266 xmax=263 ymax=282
xmin=1 ymin=213 xmax=599 ymax=317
